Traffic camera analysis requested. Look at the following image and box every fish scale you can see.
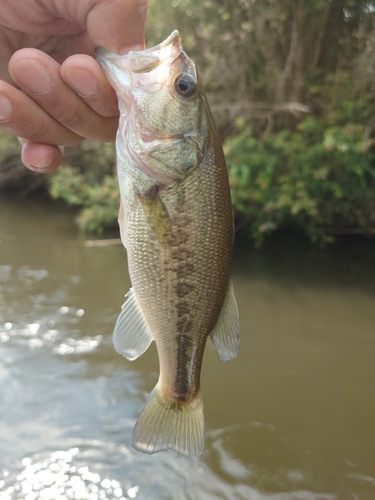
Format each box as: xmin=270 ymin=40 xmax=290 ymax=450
xmin=128 ymin=173 xmax=226 ymax=397
xmin=95 ymin=30 xmax=240 ymax=456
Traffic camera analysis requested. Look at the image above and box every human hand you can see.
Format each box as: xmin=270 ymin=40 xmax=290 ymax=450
xmin=0 ymin=0 xmax=147 ymax=172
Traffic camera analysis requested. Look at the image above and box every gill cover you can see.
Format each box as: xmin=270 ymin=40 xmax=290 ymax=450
xmin=95 ymin=31 xmax=205 ymax=185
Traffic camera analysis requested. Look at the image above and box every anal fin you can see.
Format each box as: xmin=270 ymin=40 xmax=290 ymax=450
xmin=113 ymin=288 xmax=153 ymax=360
xmin=209 ymin=280 xmax=240 ymax=363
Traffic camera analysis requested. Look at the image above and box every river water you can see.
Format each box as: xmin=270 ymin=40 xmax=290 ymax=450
xmin=0 ymin=195 xmax=374 ymax=500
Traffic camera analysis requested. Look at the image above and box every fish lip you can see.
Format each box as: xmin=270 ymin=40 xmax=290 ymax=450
xmin=94 ymin=46 xmax=131 ymax=88
xmin=95 ymin=31 xmax=182 ymax=77
xmin=94 ymin=46 xmax=118 ymax=67
xmin=94 ymin=31 xmax=180 ymax=61
xmin=135 ymin=30 xmax=181 ymax=56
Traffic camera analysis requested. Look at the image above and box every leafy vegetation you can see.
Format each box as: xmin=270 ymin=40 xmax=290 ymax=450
xmin=227 ymin=114 xmax=375 ymax=246
xmin=49 ymin=142 xmax=119 ymax=234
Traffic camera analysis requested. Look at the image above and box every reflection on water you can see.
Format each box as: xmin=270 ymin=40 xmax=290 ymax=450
xmin=1 ymin=448 xmax=139 ymax=500
xmin=0 ymin=196 xmax=375 ymax=500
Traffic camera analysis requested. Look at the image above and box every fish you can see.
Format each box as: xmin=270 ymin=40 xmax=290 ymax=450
xmin=95 ymin=30 xmax=240 ymax=456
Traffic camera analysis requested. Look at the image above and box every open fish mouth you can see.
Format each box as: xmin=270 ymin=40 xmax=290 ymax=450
xmin=94 ymin=30 xmax=182 ymax=84
xmin=127 ymin=30 xmax=182 ymax=73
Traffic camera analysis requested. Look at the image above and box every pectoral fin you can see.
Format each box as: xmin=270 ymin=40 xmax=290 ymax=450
xmin=113 ymin=288 xmax=153 ymax=360
xmin=209 ymin=281 xmax=240 ymax=363
xmin=118 ymin=199 xmax=127 ymax=249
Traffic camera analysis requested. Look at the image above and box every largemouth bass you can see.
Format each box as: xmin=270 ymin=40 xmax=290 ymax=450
xmin=95 ymin=31 xmax=240 ymax=456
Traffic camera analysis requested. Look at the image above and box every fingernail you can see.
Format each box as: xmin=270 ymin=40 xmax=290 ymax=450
xmin=0 ymin=94 xmax=12 ymax=122
xmin=64 ymin=68 xmax=98 ymax=98
xmin=14 ymin=59 xmax=53 ymax=95
xmin=31 ymin=154 xmax=53 ymax=170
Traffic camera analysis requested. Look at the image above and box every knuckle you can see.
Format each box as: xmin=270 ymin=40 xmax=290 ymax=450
xmin=25 ymin=114 xmax=82 ymax=146
xmin=56 ymin=100 xmax=85 ymax=128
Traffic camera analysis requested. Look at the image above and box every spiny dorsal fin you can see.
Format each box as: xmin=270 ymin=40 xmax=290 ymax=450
xmin=113 ymin=288 xmax=153 ymax=360
xmin=209 ymin=280 xmax=240 ymax=363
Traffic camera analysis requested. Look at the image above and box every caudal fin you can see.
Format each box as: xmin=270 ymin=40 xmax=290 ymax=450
xmin=132 ymin=383 xmax=205 ymax=456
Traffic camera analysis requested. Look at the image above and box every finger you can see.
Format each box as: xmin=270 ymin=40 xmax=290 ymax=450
xmin=86 ymin=0 xmax=148 ymax=53
xmin=61 ymin=54 xmax=119 ymax=118
xmin=20 ymin=140 xmax=64 ymax=173
xmin=48 ymin=0 xmax=148 ymax=53
xmin=0 ymin=80 xmax=84 ymax=146
xmin=9 ymin=48 xmax=118 ymax=142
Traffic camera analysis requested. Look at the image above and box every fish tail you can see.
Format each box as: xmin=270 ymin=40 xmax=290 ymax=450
xmin=132 ymin=383 xmax=204 ymax=456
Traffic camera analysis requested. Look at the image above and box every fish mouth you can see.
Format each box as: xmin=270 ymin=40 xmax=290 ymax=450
xmin=94 ymin=31 xmax=182 ymax=89
xmin=128 ymin=30 xmax=182 ymax=59
xmin=137 ymin=30 xmax=180 ymax=55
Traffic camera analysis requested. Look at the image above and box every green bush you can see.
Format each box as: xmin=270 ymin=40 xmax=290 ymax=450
xmin=226 ymin=116 xmax=375 ymax=246
xmin=49 ymin=142 xmax=120 ymax=235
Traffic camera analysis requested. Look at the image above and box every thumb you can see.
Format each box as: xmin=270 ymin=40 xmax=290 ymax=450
xmin=85 ymin=0 xmax=148 ymax=53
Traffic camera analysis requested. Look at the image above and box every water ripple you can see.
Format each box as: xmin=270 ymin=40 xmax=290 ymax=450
xmin=0 ymin=305 xmax=102 ymax=355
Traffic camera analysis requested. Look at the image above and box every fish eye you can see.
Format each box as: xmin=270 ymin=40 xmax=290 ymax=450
xmin=174 ymin=73 xmax=197 ymax=98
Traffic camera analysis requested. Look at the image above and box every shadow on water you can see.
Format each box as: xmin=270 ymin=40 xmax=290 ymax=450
xmin=233 ymin=230 xmax=375 ymax=293
xmin=0 ymin=195 xmax=375 ymax=500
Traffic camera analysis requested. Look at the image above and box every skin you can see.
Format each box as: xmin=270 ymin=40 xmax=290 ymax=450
xmin=0 ymin=0 xmax=148 ymax=172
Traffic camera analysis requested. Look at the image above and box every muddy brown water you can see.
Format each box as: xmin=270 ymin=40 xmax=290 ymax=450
xmin=0 ymin=195 xmax=374 ymax=500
